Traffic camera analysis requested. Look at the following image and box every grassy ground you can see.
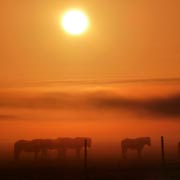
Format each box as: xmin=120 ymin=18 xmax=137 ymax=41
xmin=1 ymin=160 xmax=180 ymax=180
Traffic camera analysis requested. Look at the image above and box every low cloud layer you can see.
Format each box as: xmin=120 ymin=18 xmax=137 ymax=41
xmin=89 ymin=93 xmax=180 ymax=118
xmin=0 ymin=90 xmax=179 ymax=118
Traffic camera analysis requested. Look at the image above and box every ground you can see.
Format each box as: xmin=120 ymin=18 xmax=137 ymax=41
xmin=1 ymin=160 xmax=180 ymax=180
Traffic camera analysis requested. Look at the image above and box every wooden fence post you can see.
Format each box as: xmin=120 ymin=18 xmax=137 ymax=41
xmin=178 ymin=143 xmax=180 ymax=159
xmin=84 ymin=139 xmax=88 ymax=169
xmin=161 ymin=136 xmax=165 ymax=165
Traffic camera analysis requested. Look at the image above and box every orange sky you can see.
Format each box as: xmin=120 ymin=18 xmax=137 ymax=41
xmin=0 ymin=0 xmax=180 ymax=85
xmin=0 ymin=1 xmax=180 ymax=160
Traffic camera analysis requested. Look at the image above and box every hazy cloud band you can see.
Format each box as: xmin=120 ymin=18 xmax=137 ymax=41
xmin=0 ymin=91 xmax=179 ymax=118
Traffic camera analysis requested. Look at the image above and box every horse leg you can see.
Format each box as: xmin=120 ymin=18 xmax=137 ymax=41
xmin=76 ymin=148 xmax=81 ymax=160
xmin=57 ymin=148 xmax=65 ymax=160
xmin=137 ymin=148 xmax=142 ymax=159
xmin=122 ymin=147 xmax=127 ymax=160
xmin=57 ymin=148 xmax=61 ymax=159
xmin=44 ymin=149 xmax=48 ymax=159
xmin=14 ymin=149 xmax=21 ymax=161
xmin=34 ymin=151 xmax=39 ymax=161
xmin=41 ymin=149 xmax=48 ymax=160
xmin=58 ymin=148 xmax=66 ymax=160
xmin=62 ymin=148 xmax=67 ymax=160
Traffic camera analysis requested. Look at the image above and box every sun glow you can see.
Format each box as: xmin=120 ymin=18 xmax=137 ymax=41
xmin=61 ymin=10 xmax=89 ymax=35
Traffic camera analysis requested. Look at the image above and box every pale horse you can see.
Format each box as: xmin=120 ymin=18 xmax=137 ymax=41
xmin=55 ymin=137 xmax=92 ymax=160
xmin=121 ymin=137 xmax=151 ymax=159
xmin=14 ymin=139 xmax=53 ymax=161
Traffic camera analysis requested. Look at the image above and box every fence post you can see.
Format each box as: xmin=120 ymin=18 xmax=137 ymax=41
xmin=178 ymin=143 xmax=180 ymax=159
xmin=84 ymin=139 xmax=88 ymax=169
xmin=161 ymin=136 xmax=165 ymax=165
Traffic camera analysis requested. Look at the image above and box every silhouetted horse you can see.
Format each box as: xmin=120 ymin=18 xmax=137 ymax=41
xmin=121 ymin=137 xmax=151 ymax=159
xmin=55 ymin=137 xmax=92 ymax=159
xmin=14 ymin=139 xmax=53 ymax=160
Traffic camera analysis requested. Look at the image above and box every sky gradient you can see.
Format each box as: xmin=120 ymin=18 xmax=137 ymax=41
xmin=0 ymin=0 xmax=180 ymax=85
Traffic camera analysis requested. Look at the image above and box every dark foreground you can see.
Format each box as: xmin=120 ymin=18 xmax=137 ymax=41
xmin=1 ymin=161 xmax=180 ymax=180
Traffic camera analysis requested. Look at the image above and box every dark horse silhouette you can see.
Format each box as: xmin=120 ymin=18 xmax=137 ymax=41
xmin=14 ymin=137 xmax=92 ymax=161
xmin=14 ymin=139 xmax=53 ymax=160
xmin=55 ymin=137 xmax=92 ymax=160
xmin=121 ymin=137 xmax=151 ymax=159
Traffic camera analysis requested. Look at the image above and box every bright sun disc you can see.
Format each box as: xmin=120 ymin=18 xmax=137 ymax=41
xmin=62 ymin=10 xmax=89 ymax=35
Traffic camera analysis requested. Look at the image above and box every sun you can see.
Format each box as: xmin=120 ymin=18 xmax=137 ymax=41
xmin=61 ymin=10 xmax=89 ymax=35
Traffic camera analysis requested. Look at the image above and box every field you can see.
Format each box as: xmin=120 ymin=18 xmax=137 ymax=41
xmin=1 ymin=159 xmax=180 ymax=180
